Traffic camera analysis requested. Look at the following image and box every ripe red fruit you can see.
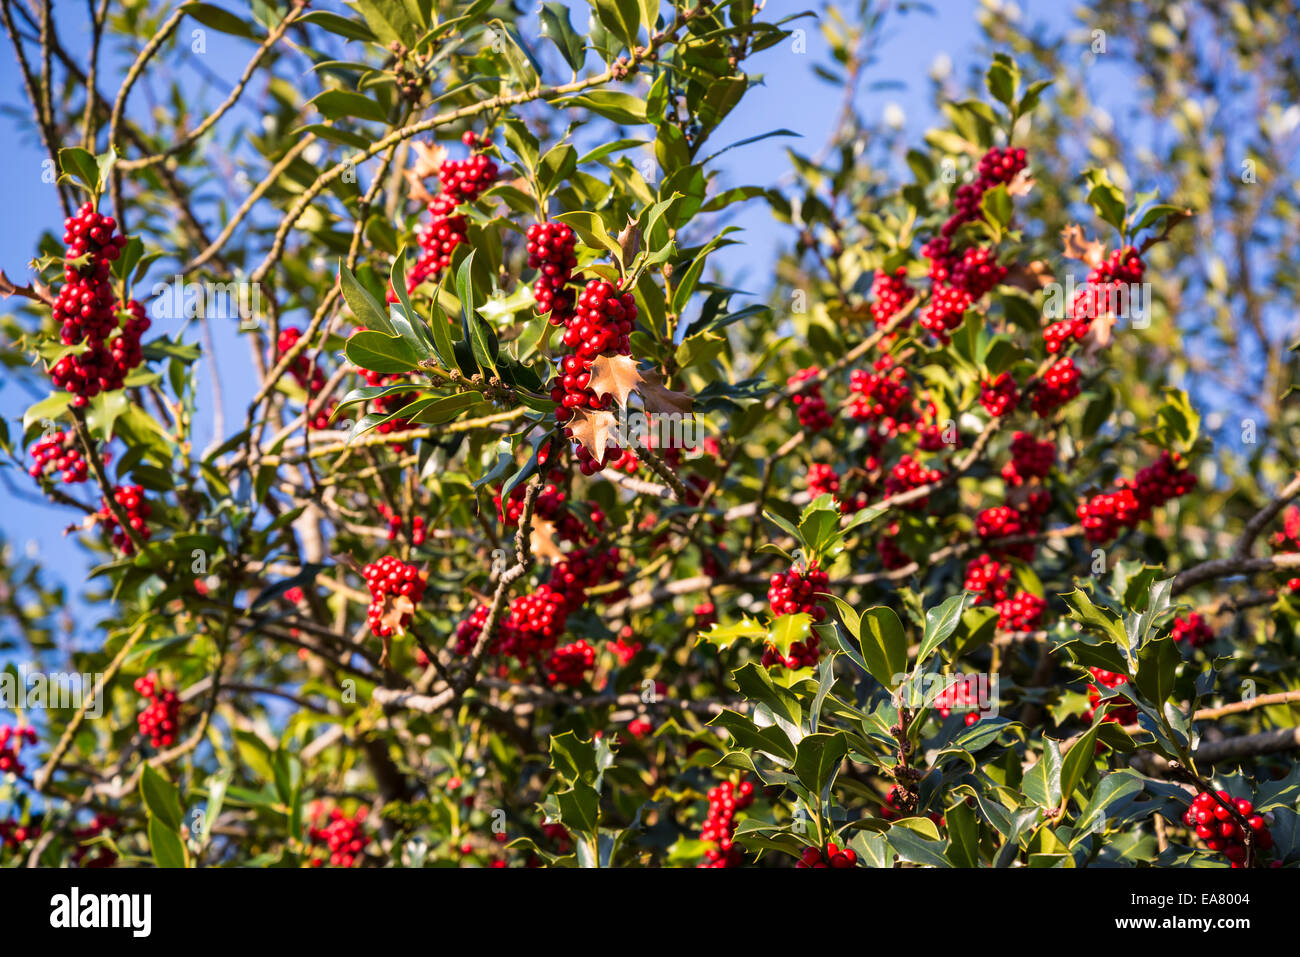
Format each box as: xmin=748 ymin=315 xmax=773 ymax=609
xmin=697 ymin=778 xmax=755 ymax=868
xmin=133 ymin=673 xmax=180 ymax=748
xmin=362 ymin=556 xmax=426 ymax=638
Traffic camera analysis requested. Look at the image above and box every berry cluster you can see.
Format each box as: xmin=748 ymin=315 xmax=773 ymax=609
xmin=133 ymin=673 xmax=180 ymax=749
xmin=308 ymin=804 xmax=371 ymax=867
xmin=0 ymin=725 xmax=37 ymax=775
xmin=28 ymin=430 xmax=89 ymax=484
xmin=764 ymin=562 xmax=829 ymax=669
xmin=1002 ymin=431 xmax=1055 ymax=485
xmin=935 ymin=675 xmax=982 ymax=726
xmin=362 ymin=556 xmax=426 ymax=638
xmin=869 ymin=267 xmax=914 ymax=329
xmin=402 ymin=135 xmax=498 ymax=293
xmin=1030 ymin=357 xmax=1081 ymax=417
xmin=912 ymin=146 xmax=1025 ymax=342
xmin=697 ymin=778 xmax=755 ymax=868
xmin=884 ymin=454 xmax=943 ymax=509
xmin=797 ymin=842 xmax=858 ymax=868
xmin=1084 ymin=667 xmax=1138 ymax=726
xmin=787 ymin=367 xmax=834 ymax=432
xmin=95 ymin=484 xmax=152 ymax=554
xmin=547 ymin=275 xmax=639 ymax=474
xmin=979 ymin=373 xmax=1020 ymax=417
xmin=48 ymin=203 xmax=150 ymax=406
xmin=276 ymin=327 xmax=331 ymax=429
xmin=995 ymin=590 xmax=1046 ymax=632
xmin=1271 ymin=505 xmax=1300 ymax=554
xmin=526 ymin=221 xmax=578 ymax=321
xmin=1043 ymin=246 xmax=1146 ymax=352
xmin=847 ymin=355 xmax=915 ymax=433
xmin=1171 ymin=613 xmax=1213 ymax=649
xmin=1182 ymin=791 xmax=1274 ymax=867
xmin=806 ymin=462 xmax=866 ymax=513
xmin=944 ymin=146 xmax=1028 ymax=236
xmin=1076 ymin=452 xmax=1197 ymax=543
xmin=545 ymin=639 xmax=596 ymax=686
xmin=965 ymin=554 xmax=1012 ymax=604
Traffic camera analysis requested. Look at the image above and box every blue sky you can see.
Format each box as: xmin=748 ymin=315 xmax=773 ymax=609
xmin=0 ymin=0 xmax=1078 ymax=627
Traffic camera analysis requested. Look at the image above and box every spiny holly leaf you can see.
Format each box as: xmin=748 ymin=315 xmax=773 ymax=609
xmin=587 ymin=354 xmax=694 ymax=416
xmin=697 ymin=617 xmax=766 ymax=651
xmin=1060 ymin=224 xmax=1106 ymax=268
xmin=639 ymin=370 xmax=693 ymax=416
xmin=588 ymin=353 xmax=642 ymax=407
xmin=530 ymin=519 xmax=566 ymax=563
xmin=767 ymin=613 xmax=812 ymax=659
xmin=567 ymin=407 xmax=618 ymax=457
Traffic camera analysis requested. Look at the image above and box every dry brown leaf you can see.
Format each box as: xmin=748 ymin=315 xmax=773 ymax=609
xmin=409 ymin=141 xmax=446 ymax=180
xmin=402 ymin=142 xmax=447 ymax=204
xmin=530 ymin=519 xmax=566 ymax=563
xmin=618 ymin=216 xmax=641 ymax=264
xmin=1084 ymin=312 xmax=1119 ymax=351
xmin=380 ymin=594 xmax=415 ymax=637
xmin=638 ymin=370 xmax=693 ymax=416
xmin=588 ymin=354 xmax=644 ymax=407
xmin=1007 ymin=170 xmax=1036 ymax=197
xmin=1061 ymin=224 xmax=1106 ymax=269
xmin=1003 ymin=259 xmax=1054 ymax=292
xmin=568 ymin=407 xmax=619 ymax=457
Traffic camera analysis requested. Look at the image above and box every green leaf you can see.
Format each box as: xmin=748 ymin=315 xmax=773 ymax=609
xmin=85 ymin=390 xmax=129 ymax=443
xmin=767 ymin=613 xmax=812 ymax=660
xmin=697 ymin=617 xmax=766 ymax=650
xmin=539 ymin=2 xmax=586 ymax=72
xmin=985 ymin=55 xmax=1019 ymax=106
xmin=709 ymin=709 xmax=797 ymax=766
xmin=1072 ymin=771 xmax=1144 ymax=842
xmin=339 ymin=261 xmax=396 ymax=336
xmin=730 ymin=662 xmax=802 ymax=737
xmin=587 ymin=0 xmax=642 ymax=51
xmin=352 ymin=0 xmax=418 ymax=46
xmin=426 ymin=299 xmax=458 ymax=370
xmin=298 ymin=10 xmax=376 ymax=41
xmin=859 ymin=606 xmax=908 ymax=691
xmin=549 ymin=730 xmax=608 ymax=786
xmin=793 ymin=732 xmax=848 ymax=795
xmin=58 ymin=147 xmax=100 ymax=194
xmin=148 ymin=816 xmax=189 ymax=868
xmin=556 ymin=780 xmax=600 ymax=836
xmin=886 ymin=825 xmax=952 ymax=867
xmin=344 ymin=330 xmax=422 ymax=373
xmin=944 ymin=799 xmax=980 ymax=867
xmin=409 ymin=391 xmax=481 ymax=425
xmin=1133 ymin=635 xmax=1180 ymax=707
xmin=1023 ymin=738 xmax=1063 ymax=810
xmin=140 ymin=764 xmax=183 ymax=831
xmin=23 ymin=392 xmax=72 ymax=432
xmin=555 ymin=90 xmax=647 ymax=125
xmin=309 ymin=89 xmax=387 ymax=124
xmin=182 ymin=2 xmax=262 ymax=39
xmin=553 ymin=210 xmax=623 ymax=260
xmin=916 ymin=592 xmax=968 ymax=667
xmin=1059 ymin=723 xmax=1102 ymax=810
